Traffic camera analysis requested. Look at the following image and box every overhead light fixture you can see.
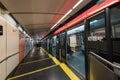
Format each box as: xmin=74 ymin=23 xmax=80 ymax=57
xmin=51 ymin=9 xmax=72 ymax=29
xmin=18 ymin=26 xmax=23 ymax=32
xmin=23 ymin=31 xmax=27 ymax=34
xmin=2 ymin=14 xmax=17 ymax=27
xmin=73 ymin=0 xmax=83 ymax=9
xmin=58 ymin=9 xmax=72 ymax=22
xmin=50 ymin=0 xmax=84 ymax=30
xmin=26 ymin=33 xmax=28 ymax=36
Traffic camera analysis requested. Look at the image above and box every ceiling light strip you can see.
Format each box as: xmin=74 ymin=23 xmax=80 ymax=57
xmin=73 ymin=0 xmax=83 ymax=9
xmin=18 ymin=26 xmax=23 ymax=32
xmin=50 ymin=0 xmax=83 ymax=29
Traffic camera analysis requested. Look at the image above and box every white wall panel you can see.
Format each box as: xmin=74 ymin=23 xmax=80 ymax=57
xmin=0 ymin=16 xmax=7 ymax=80
xmin=6 ymin=22 xmax=19 ymax=75
xmin=0 ymin=16 xmax=7 ymax=61
xmin=7 ymin=22 xmax=19 ymax=56
xmin=0 ymin=16 xmax=19 ymax=79
xmin=7 ymin=54 xmax=19 ymax=76
xmin=0 ymin=61 xmax=6 ymax=80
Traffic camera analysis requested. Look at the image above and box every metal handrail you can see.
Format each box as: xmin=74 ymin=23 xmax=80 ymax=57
xmin=90 ymin=51 xmax=120 ymax=70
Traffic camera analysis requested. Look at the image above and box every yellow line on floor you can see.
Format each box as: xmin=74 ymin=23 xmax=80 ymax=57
xmin=47 ymin=53 xmax=53 ymax=58
xmin=60 ymin=63 xmax=80 ymax=80
xmin=7 ymin=65 xmax=58 ymax=80
xmin=20 ymin=58 xmax=50 ymax=65
xmin=40 ymin=48 xmax=61 ymax=65
xmin=40 ymin=47 xmax=48 ymax=54
xmin=52 ymin=57 xmax=61 ymax=65
xmin=40 ymin=47 xmax=53 ymax=58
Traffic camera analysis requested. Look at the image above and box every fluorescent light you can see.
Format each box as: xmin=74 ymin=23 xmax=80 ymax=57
xmin=2 ymin=14 xmax=17 ymax=26
xmin=26 ymin=34 xmax=28 ymax=36
xmin=26 ymin=34 xmax=31 ymax=38
xmin=50 ymin=0 xmax=83 ymax=30
xmin=73 ymin=0 xmax=83 ymax=9
xmin=23 ymin=31 xmax=26 ymax=34
xmin=59 ymin=9 xmax=72 ymax=21
xmin=18 ymin=26 xmax=23 ymax=32
xmin=51 ymin=9 xmax=72 ymax=29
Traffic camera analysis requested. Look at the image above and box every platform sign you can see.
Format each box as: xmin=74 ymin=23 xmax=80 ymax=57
xmin=0 ymin=25 xmax=3 ymax=35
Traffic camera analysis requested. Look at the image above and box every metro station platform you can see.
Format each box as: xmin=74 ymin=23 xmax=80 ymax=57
xmin=7 ymin=48 xmax=80 ymax=80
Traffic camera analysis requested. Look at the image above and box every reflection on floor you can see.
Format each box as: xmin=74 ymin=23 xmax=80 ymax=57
xmin=67 ymin=51 xmax=85 ymax=76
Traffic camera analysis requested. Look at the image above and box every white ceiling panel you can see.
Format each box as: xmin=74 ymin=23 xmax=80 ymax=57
xmin=12 ymin=14 xmax=54 ymax=25
xmin=1 ymin=0 xmax=66 ymax=12
xmin=1 ymin=0 xmax=91 ymax=37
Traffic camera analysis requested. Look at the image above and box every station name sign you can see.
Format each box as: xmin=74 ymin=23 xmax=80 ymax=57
xmin=0 ymin=25 xmax=3 ymax=35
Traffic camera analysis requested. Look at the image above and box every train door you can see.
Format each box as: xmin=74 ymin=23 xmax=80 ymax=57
xmin=110 ymin=3 xmax=120 ymax=79
xmin=66 ymin=22 xmax=85 ymax=78
xmin=42 ymin=40 xmax=47 ymax=50
xmin=86 ymin=10 xmax=115 ymax=80
xmin=56 ymin=34 xmax=60 ymax=60
xmin=47 ymin=39 xmax=50 ymax=52
xmin=59 ymin=31 xmax=66 ymax=62
xmin=45 ymin=40 xmax=47 ymax=50
xmin=56 ymin=32 xmax=66 ymax=62
xmin=52 ymin=36 xmax=56 ymax=57
xmin=49 ymin=38 xmax=52 ymax=54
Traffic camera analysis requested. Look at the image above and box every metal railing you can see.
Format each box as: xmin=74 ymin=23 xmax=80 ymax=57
xmin=90 ymin=51 xmax=120 ymax=70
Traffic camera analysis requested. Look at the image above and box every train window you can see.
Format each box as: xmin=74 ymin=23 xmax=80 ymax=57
xmin=111 ymin=4 xmax=120 ymax=38
xmin=47 ymin=39 xmax=50 ymax=51
xmin=60 ymin=32 xmax=66 ymax=61
xmin=110 ymin=4 xmax=120 ymax=64
xmin=60 ymin=32 xmax=66 ymax=46
xmin=67 ymin=23 xmax=84 ymax=52
xmin=67 ymin=22 xmax=85 ymax=76
xmin=49 ymin=38 xmax=52 ymax=53
xmin=52 ymin=36 xmax=56 ymax=57
xmin=88 ymin=12 xmax=105 ymax=41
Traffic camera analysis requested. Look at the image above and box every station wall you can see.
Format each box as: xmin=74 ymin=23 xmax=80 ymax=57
xmin=0 ymin=16 xmax=19 ymax=80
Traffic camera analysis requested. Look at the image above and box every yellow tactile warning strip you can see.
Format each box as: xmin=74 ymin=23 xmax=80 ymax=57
xmin=7 ymin=65 xmax=58 ymax=80
xmin=41 ymin=47 xmax=80 ymax=80
xmin=40 ymin=47 xmax=53 ymax=58
xmin=40 ymin=47 xmax=60 ymax=65
xmin=47 ymin=53 xmax=53 ymax=58
xmin=8 ymin=47 xmax=80 ymax=80
xmin=52 ymin=57 xmax=61 ymax=65
xmin=20 ymin=58 xmax=50 ymax=65
xmin=60 ymin=63 xmax=80 ymax=80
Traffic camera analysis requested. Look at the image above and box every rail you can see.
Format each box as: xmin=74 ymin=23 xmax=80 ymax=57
xmin=90 ymin=51 xmax=120 ymax=70
xmin=0 ymin=50 xmax=24 ymax=64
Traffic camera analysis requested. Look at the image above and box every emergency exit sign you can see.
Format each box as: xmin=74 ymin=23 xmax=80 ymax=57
xmin=0 ymin=25 xmax=3 ymax=35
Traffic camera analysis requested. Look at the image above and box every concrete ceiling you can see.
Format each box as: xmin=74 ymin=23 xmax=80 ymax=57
xmin=0 ymin=0 xmax=91 ymax=38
